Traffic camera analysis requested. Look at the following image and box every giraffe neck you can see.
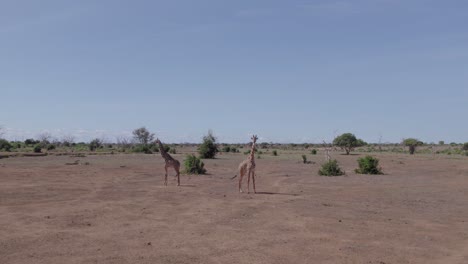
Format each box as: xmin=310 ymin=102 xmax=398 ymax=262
xmin=249 ymin=142 xmax=256 ymax=161
xmin=157 ymin=141 xmax=173 ymax=160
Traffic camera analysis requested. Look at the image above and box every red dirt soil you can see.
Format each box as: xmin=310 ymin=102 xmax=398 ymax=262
xmin=1 ymin=152 xmax=467 ymax=263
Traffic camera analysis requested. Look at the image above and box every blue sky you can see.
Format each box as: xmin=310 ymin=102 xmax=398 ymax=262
xmin=1 ymin=0 xmax=467 ymax=143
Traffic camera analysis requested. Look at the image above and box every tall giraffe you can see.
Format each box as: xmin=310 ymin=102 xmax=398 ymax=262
xmin=234 ymin=135 xmax=258 ymax=193
xmin=155 ymin=139 xmax=181 ymax=186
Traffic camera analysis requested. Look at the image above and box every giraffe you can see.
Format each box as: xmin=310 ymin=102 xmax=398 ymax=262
xmin=155 ymin=138 xmax=181 ymax=186
xmin=233 ymin=135 xmax=258 ymax=194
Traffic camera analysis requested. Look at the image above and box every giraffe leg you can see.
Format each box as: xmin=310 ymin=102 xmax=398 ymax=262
xmin=247 ymin=171 xmax=251 ymax=194
xmin=164 ymin=165 xmax=168 ymax=186
xmin=252 ymin=171 xmax=256 ymax=194
xmin=175 ymin=166 xmax=180 ymax=186
xmin=238 ymin=170 xmax=244 ymax=193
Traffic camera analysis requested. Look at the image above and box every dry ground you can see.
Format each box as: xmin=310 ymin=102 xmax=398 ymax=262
xmin=1 ymin=150 xmax=468 ymax=264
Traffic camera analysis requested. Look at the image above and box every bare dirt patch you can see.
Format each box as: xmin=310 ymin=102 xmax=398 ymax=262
xmin=1 ymin=152 xmax=467 ymax=263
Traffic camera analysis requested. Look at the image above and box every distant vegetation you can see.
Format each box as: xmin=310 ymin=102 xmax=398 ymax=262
xmin=0 ymin=127 xmax=466 ymax=159
xmin=402 ymin=138 xmax=423 ymax=155
xmin=333 ymin=133 xmax=366 ymax=155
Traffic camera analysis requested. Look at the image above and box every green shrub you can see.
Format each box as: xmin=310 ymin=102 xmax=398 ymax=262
xmin=184 ymin=155 xmax=206 ymax=174
xmin=33 ymin=145 xmax=42 ymax=153
xmin=244 ymin=150 xmax=251 ymax=155
xmin=132 ymin=145 xmax=152 ymax=154
xmin=318 ymin=159 xmax=344 ymax=176
xmin=302 ymin=155 xmax=307 ymax=164
xmin=46 ymin=144 xmax=56 ymax=151
xmin=24 ymin=138 xmax=39 ymax=145
xmin=89 ymin=138 xmax=102 ymax=151
xmin=311 ymin=149 xmax=317 ymax=155
xmin=355 ymin=155 xmax=383 ymax=175
xmin=0 ymin=139 xmax=12 ymax=151
xmin=272 ymin=150 xmax=278 ymax=156
xmin=169 ymin=148 xmax=176 ymax=154
xmin=222 ymin=145 xmax=231 ymax=152
xmin=230 ymin=147 xmax=238 ymax=153
xmin=198 ymin=131 xmax=218 ymax=159
xmin=462 ymin=143 xmax=468 ymax=151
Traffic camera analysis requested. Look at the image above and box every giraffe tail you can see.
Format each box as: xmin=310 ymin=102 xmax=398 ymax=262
xmin=230 ymin=175 xmax=238 ymax=180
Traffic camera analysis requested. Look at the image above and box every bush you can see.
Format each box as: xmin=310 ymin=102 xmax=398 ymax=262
xmin=33 ymin=145 xmax=42 ymax=153
xmin=198 ymin=131 xmax=218 ymax=159
xmin=89 ymin=138 xmax=102 ymax=151
xmin=169 ymin=148 xmax=176 ymax=154
xmin=302 ymin=155 xmax=307 ymax=164
xmin=311 ymin=149 xmax=317 ymax=155
xmin=318 ymin=159 xmax=344 ymax=176
xmin=184 ymin=155 xmax=206 ymax=174
xmin=0 ymin=139 xmax=12 ymax=151
xmin=24 ymin=138 xmax=39 ymax=145
xmin=230 ymin=147 xmax=238 ymax=153
xmin=46 ymin=144 xmax=56 ymax=151
xmin=462 ymin=143 xmax=468 ymax=151
xmin=132 ymin=145 xmax=153 ymax=154
xmin=272 ymin=150 xmax=278 ymax=156
xmin=222 ymin=145 xmax=231 ymax=152
xmin=355 ymin=155 xmax=383 ymax=175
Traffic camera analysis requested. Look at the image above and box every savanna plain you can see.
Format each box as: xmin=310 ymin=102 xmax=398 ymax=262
xmin=1 ymin=148 xmax=468 ymax=264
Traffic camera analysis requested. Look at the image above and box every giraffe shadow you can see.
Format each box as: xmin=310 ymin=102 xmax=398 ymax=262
xmin=178 ymin=184 xmax=197 ymax=188
xmin=255 ymin=192 xmax=299 ymax=196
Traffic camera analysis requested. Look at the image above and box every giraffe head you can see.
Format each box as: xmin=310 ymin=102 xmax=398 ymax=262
xmin=155 ymin=138 xmax=161 ymax=144
xmin=251 ymin=135 xmax=258 ymax=144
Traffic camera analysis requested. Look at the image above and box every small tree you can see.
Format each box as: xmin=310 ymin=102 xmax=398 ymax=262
xmin=198 ymin=130 xmax=218 ymax=159
xmin=62 ymin=135 xmax=75 ymax=147
xmin=439 ymin=141 xmax=445 ymax=145
xmin=132 ymin=127 xmax=155 ymax=145
xmin=355 ymin=156 xmax=383 ymax=175
xmin=402 ymin=138 xmax=423 ymax=155
xmin=37 ymin=132 xmax=52 ymax=146
xmin=89 ymin=138 xmax=102 ymax=151
xmin=184 ymin=155 xmax=206 ymax=174
xmin=0 ymin=139 xmax=12 ymax=151
xmin=333 ymin=133 xmax=366 ymax=155
xmin=24 ymin=138 xmax=39 ymax=145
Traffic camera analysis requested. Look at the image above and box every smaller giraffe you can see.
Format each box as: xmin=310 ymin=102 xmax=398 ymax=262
xmin=234 ymin=135 xmax=258 ymax=194
xmin=155 ymin=139 xmax=181 ymax=186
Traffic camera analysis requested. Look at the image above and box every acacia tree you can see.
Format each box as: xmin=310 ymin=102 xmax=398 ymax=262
xmin=333 ymin=133 xmax=366 ymax=155
xmin=198 ymin=130 xmax=218 ymax=159
xmin=402 ymin=138 xmax=423 ymax=155
xmin=132 ymin=127 xmax=155 ymax=145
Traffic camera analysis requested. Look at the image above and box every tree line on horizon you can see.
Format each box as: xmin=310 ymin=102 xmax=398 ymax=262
xmin=0 ymin=126 xmax=467 ymax=157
